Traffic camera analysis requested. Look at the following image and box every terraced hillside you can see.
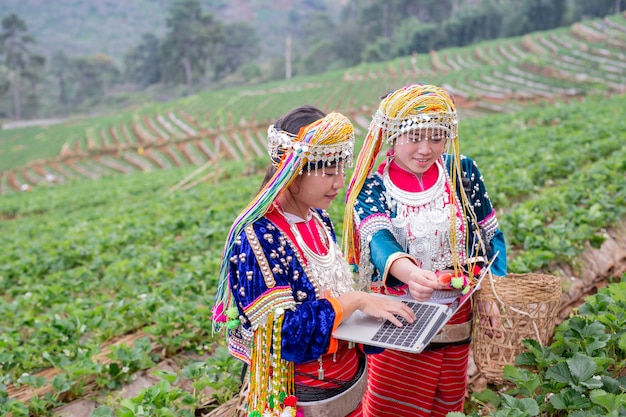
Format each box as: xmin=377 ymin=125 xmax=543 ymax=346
xmin=1 ymin=13 xmax=625 ymax=194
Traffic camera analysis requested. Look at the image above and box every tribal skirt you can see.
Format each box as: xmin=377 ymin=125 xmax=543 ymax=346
xmin=362 ymin=302 xmax=471 ymax=417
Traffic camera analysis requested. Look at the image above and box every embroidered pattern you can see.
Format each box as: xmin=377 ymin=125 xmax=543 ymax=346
xmin=244 ymin=286 xmax=295 ymax=329
xmin=245 ymin=225 xmax=276 ymax=288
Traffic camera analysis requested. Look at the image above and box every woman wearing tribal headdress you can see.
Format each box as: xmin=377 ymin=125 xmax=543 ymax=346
xmin=213 ymin=105 xmax=416 ymax=417
xmin=343 ymin=84 xmax=507 ymax=416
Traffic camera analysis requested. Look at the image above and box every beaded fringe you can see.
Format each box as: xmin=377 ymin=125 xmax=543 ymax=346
xmin=247 ymin=311 xmax=295 ymax=415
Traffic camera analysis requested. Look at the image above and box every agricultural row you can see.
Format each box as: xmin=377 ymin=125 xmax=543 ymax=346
xmin=1 ymin=91 xmax=625 ymax=415
xmin=1 ymin=12 xmax=626 ymax=193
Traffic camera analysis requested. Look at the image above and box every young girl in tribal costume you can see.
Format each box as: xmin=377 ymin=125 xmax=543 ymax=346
xmin=213 ymin=105 xmax=416 ymax=417
xmin=343 ymin=84 xmax=507 ymax=417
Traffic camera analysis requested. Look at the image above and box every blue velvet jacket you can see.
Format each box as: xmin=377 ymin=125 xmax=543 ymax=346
xmin=226 ymin=208 xmax=338 ymax=365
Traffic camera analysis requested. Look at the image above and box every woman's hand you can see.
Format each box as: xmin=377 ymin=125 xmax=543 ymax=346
xmin=338 ymin=291 xmax=416 ymax=327
xmin=389 ymin=257 xmax=442 ymax=301
xmin=358 ymin=293 xmax=416 ymax=327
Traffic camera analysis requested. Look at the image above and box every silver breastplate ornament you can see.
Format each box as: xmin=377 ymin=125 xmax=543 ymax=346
xmin=382 ymin=161 xmax=466 ymax=271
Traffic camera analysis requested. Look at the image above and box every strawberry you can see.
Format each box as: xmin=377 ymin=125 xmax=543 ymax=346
xmin=437 ymin=272 xmax=454 ymax=286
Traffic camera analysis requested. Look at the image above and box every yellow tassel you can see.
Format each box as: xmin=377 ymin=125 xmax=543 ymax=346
xmin=246 ymin=311 xmax=295 ymax=414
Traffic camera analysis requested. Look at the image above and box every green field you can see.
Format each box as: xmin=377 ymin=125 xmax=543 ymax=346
xmin=1 ymin=91 xmax=626 ymax=414
xmin=1 ymin=12 xmax=626 ymax=417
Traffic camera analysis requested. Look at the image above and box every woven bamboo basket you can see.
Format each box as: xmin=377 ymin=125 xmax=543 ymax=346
xmin=472 ymin=273 xmax=562 ymax=384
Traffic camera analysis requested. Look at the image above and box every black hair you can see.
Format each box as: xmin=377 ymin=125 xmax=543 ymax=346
xmin=273 ymin=104 xmax=326 ymax=135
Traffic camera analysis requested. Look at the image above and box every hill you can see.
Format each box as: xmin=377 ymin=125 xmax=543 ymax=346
xmin=1 ymin=12 xmax=625 ymax=192
xmin=0 ymin=0 xmax=347 ymax=63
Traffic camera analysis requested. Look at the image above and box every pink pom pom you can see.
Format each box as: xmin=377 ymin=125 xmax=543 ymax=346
xmin=211 ymin=303 xmax=227 ymax=323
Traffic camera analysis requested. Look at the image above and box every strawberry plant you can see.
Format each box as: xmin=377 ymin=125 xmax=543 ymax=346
xmin=459 ymin=278 xmax=626 ymax=416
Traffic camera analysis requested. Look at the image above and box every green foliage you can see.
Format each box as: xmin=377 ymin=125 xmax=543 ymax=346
xmin=211 ymin=21 xmax=260 ymax=82
xmin=160 ymin=0 xmax=224 ymax=92
xmin=1 ymin=43 xmax=626 ymax=413
xmin=124 ymin=33 xmax=162 ymax=88
xmin=461 ymin=279 xmax=626 ymax=417
xmin=0 ymin=13 xmax=45 ymax=119
xmin=1 ymin=0 xmax=623 ymax=118
xmin=114 ymin=379 xmax=197 ymax=417
xmin=87 ymin=347 xmax=243 ymax=416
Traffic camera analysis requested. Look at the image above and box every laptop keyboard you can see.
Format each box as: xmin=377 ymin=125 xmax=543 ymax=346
xmin=430 ymin=289 xmax=462 ymax=301
xmin=371 ymin=301 xmax=441 ymax=348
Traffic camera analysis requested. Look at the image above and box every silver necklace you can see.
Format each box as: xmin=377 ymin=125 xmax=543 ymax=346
xmin=275 ymin=203 xmax=354 ymax=298
xmin=288 ymin=212 xmax=336 ymax=270
xmin=382 ymin=158 xmax=446 ymax=207
xmin=381 ymin=158 xmax=465 ymax=271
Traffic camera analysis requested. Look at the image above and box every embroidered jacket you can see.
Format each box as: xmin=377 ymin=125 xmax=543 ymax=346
xmin=227 ymin=208 xmax=341 ymax=365
xmin=353 ymin=154 xmax=507 ymax=291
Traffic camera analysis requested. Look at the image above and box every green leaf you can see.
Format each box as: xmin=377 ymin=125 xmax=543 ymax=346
xmin=545 ymin=362 xmax=571 ymax=383
xmin=567 ymin=353 xmax=596 ymax=383
xmin=151 ymin=369 xmax=177 ymax=384
xmin=90 ymin=406 xmax=115 ymax=417
xmin=51 ymin=374 xmax=72 ymax=393
xmin=589 ymin=389 xmax=626 ymax=413
xmin=108 ymin=362 xmax=121 ymax=377
xmin=618 ymin=332 xmax=626 ymax=354
xmin=17 ymin=373 xmax=47 ymax=388
xmin=567 ymin=411 xmax=590 ymax=417
xmin=500 ymin=394 xmax=540 ymax=416
xmin=517 ymin=398 xmax=540 ymax=415
xmin=549 ymin=388 xmax=592 ymax=410
xmin=514 ymin=352 xmax=537 ymax=366
xmin=114 ymin=407 xmax=136 ymax=417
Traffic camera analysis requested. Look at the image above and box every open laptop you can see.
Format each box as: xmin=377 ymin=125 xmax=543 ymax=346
xmin=333 ymin=255 xmax=496 ymax=354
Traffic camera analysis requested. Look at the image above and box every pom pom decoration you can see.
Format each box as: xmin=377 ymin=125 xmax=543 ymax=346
xmin=283 ymin=396 xmax=298 ymax=407
xmin=211 ymin=303 xmax=227 ymax=323
xmin=436 ymin=270 xmax=479 ymax=295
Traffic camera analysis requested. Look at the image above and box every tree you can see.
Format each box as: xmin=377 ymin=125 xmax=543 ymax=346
xmin=124 ymin=33 xmax=162 ymax=87
xmin=329 ymin=21 xmax=367 ymax=68
xmin=441 ymin=4 xmax=503 ymax=47
xmin=160 ymin=0 xmax=224 ymax=95
xmin=294 ymin=12 xmax=339 ymax=75
xmin=0 ymin=13 xmax=44 ymax=120
xmin=297 ymin=39 xmax=336 ymax=75
xmin=392 ymin=19 xmax=439 ymax=55
xmin=502 ymin=0 xmax=566 ymax=36
xmin=211 ymin=22 xmax=260 ymax=81
xmin=68 ymin=54 xmax=120 ymax=109
xmin=50 ymin=50 xmax=71 ymax=112
xmin=361 ymin=37 xmax=394 ymax=62
xmin=577 ymin=0 xmax=620 ymax=17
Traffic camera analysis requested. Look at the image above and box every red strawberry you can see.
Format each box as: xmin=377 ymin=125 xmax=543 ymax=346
xmin=437 ymin=272 xmax=453 ymax=286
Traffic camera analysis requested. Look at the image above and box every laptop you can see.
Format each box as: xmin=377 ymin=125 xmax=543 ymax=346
xmin=333 ymin=256 xmax=496 ymax=354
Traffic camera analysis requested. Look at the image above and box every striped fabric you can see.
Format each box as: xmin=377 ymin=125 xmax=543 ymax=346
xmin=295 ymin=341 xmax=359 ymax=388
xmin=362 ymin=302 xmax=471 ymax=417
xmin=295 ymin=340 xmax=363 ymax=416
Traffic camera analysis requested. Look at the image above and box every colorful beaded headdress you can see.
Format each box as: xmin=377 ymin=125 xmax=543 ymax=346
xmin=267 ymin=119 xmax=354 ymax=175
xmin=214 ymin=111 xmax=355 ymax=331
xmin=372 ymin=84 xmax=458 ymax=144
xmin=343 ymin=84 xmax=468 ymax=266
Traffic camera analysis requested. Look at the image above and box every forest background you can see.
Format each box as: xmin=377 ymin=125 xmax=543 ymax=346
xmin=0 ymin=0 xmax=622 ymax=122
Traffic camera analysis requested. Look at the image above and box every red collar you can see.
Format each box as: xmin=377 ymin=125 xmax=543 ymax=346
xmin=377 ymin=158 xmax=440 ymax=192
xmin=266 ymin=205 xmax=328 ymax=257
